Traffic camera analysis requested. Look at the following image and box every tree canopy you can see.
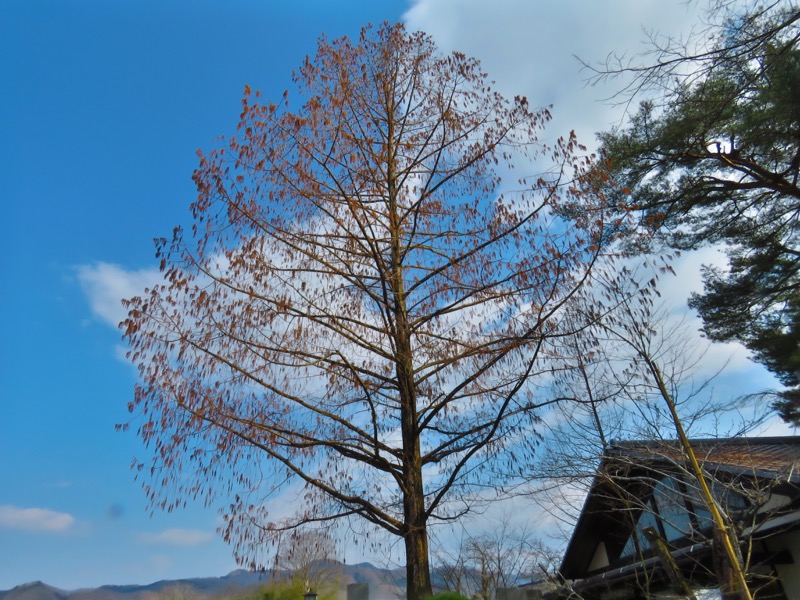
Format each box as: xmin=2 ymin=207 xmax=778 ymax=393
xmin=596 ymin=2 xmax=800 ymax=422
xmin=122 ymin=23 xmax=628 ymax=600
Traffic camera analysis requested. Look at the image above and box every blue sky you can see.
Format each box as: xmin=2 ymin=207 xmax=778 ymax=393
xmin=1 ymin=0 xmax=793 ymax=591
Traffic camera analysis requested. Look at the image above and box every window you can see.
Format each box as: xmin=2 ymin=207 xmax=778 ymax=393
xmin=653 ymin=476 xmax=695 ymax=541
xmin=619 ymin=474 xmax=747 ymax=559
xmin=621 ymin=502 xmax=659 ymax=558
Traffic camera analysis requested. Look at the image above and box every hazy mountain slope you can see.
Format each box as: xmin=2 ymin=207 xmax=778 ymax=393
xmin=1 ymin=562 xmax=410 ymax=600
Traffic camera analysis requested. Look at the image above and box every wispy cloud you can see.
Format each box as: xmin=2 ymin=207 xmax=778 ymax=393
xmin=76 ymin=262 xmax=162 ymax=329
xmin=404 ymin=0 xmax=702 ymax=144
xmin=0 ymin=505 xmax=75 ymax=532
xmin=754 ymin=415 xmax=799 ymax=438
xmin=139 ymin=528 xmax=215 ymax=547
xmin=123 ymin=554 xmax=174 ymax=580
xmin=46 ymin=480 xmax=74 ymax=489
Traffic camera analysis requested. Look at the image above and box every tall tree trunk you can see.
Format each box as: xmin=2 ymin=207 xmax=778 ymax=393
xmin=387 ymin=102 xmax=432 ymax=600
xmin=403 ymin=480 xmax=432 ymax=600
xmin=398 ymin=335 xmax=432 ymax=600
xmin=396 ymin=285 xmax=431 ymax=599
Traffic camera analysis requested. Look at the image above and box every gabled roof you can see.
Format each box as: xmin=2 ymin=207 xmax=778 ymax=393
xmin=607 ymin=436 xmax=800 ymax=482
xmin=559 ymin=436 xmax=800 ymax=581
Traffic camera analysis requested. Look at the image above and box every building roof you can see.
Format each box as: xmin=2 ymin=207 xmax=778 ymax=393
xmin=607 ymin=436 xmax=800 ymax=482
xmin=558 ymin=436 xmax=800 ymax=581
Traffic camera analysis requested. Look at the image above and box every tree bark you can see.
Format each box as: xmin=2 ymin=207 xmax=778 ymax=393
xmin=387 ymin=92 xmax=432 ymax=600
xmin=403 ymin=489 xmax=433 ymax=600
xmin=397 ymin=306 xmax=432 ymax=600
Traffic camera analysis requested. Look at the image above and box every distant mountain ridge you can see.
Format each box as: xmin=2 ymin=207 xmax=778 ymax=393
xmin=0 ymin=563 xmax=407 ymax=600
xmin=0 ymin=582 xmax=68 ymax=600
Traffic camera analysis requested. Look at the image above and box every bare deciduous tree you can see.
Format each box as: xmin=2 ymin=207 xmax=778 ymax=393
xmin=535 ymin=265 xmax=778 ymax=600
xmin=145 ymin=584 xmax=205 ymax=600
xmin=274 ymin=529 xmax=340 ymax=594
xmin=433 ymin=518 xmax=560 ymax=600
xmin=122 ymin=23 xmax=630 ymax=600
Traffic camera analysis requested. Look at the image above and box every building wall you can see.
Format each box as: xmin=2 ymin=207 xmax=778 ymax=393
xmin=768 ymin=529 xmax=800 ymax=598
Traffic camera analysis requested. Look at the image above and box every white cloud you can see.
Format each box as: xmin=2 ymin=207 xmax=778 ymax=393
xmin=404 ymin=0 xmax=703 ymax=145
xmin=655 ymin=248 xmax=780 ymax=384
xmin=149 ymin=554 xmax=174 ymax=571
xmin=401 ymin=3 xmax=768 ymax=387
xmin=123 ymin=554 xmax=175 ymax=580
xmin=47 ymin=480 xmax=74 ymax=489
xmin=660 ymin=247 xmax=728 ymax=311
xmin=76 ymin=262 xmax=162 ymax=329
xmin=0 ymin=505 xmax=75 ymax=532
xmin=754 ymin=416 xmax=799 ymax=438
xmin=139 ymin=528 xmax=215 ymax=547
